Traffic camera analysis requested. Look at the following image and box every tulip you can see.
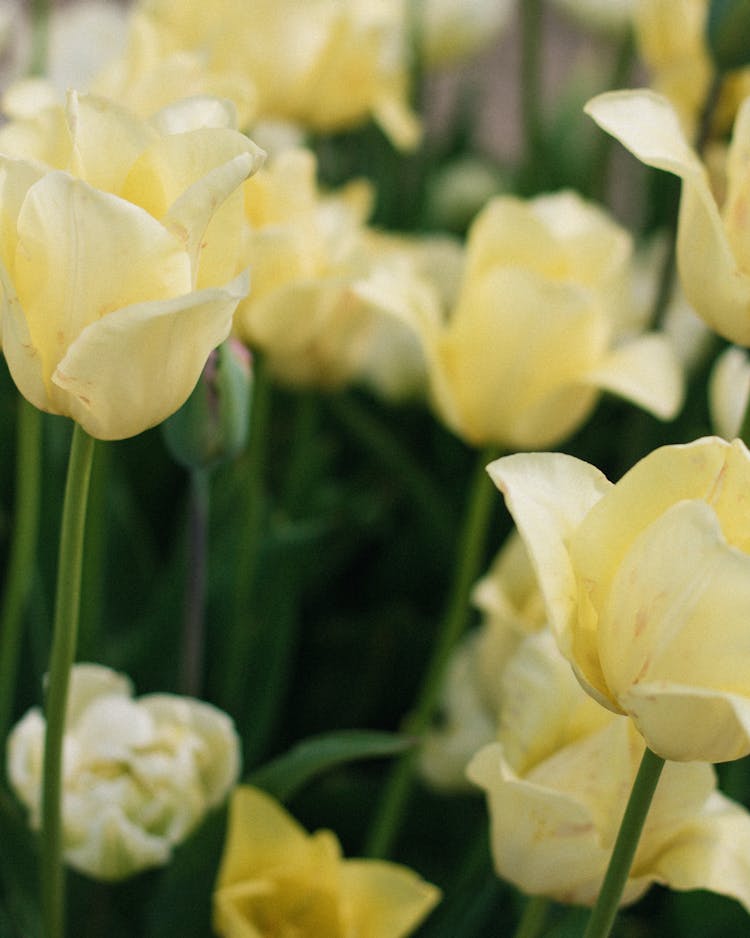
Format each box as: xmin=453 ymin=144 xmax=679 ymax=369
xmin=417 ymin=0 xmax=515 ymax=69
xmin=0 ymin=91 xmax=264 ymax=439
xmin=359 ymin=190 xmax=683 ymax=448
xmin=709 ymin=345 xmax=750 ymax=439
xmin=489 ymin=435 xmax=750 ymax=763
xmin=213 ymin=786 xmax=440 ymax=938
xmin=468 ymin=629 xmax=750 ymax=908
xmin=7 ymin=664 xmax=240 ymax=881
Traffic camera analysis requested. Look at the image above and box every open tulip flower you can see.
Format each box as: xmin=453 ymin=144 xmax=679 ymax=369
xmin=586 ymin=89 xmax=750 ymax=347
xmin=213 ymin=786 xmax=440 ymax=938
xmin=0 ymin=90 xmax=264 ymax=439
xmin=489 ymin=435 xmax=750 ymax=763
xmin=468 ymin=629 xmax=750 ymax=908
xmin=357 ymin=190 xmax=683 ymax=448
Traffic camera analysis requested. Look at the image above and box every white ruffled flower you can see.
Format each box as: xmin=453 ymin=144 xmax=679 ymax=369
xmin=7 ymin=664 xmax=240 ymax=881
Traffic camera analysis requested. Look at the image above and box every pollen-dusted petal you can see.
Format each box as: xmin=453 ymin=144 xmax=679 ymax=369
xmin=52 ymin=272 xmax=247 ymax=440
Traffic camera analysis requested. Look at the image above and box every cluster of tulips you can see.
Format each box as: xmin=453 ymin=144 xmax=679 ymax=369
xmin=3 ymin=1 xmax=750 ymax=937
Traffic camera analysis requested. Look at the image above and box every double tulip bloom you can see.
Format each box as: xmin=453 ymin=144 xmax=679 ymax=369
xmin=490 ymin=436 xmax=750 ymax=763
xmin=0 ymin=90 xmax=263 ymax=439
xmin=8 ymin=664 xmax=240 ymax=881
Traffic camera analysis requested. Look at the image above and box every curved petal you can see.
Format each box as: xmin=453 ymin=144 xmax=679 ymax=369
xmin=340 ymin=861 xmax=440 ymax=938
xmin=14 ymin=171 xmax=190 ymax=405
xmin=486 ymin=452 xmax=611 ymax=701
xmin=622 ymin=683 xmax=750 ymax=762
xmin=650 ymin=791 xmax=750 ymax=912
xmin=52 ymin=272 xmax=247 ymax=439
xmin=582 ymin=333 xmax=684 ymax=420
xmin=586 ymin=90 xmax=750 ymax=345
xmin=600 ymin=501 xmax=750 ymax=729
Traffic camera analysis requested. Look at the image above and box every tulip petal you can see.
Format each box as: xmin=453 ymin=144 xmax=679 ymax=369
xmin=341 ymin=861 xmax=440 ymax=938
xmin=14 ymin=171 xmax=191 ymax=405
xmin=586 ymin=90 xmax=750 ymax=344
xmin=52 ymin=272 xmax=247 ymax=439
xmin=650 ymin=791 xmax=750 ymax=912
xmin=623 ymin=683 xmax=750 ymax=762
xmin=487 ymin=452 xmax=612 ymax=703
xmin=467 ymin=740 xmax=652 ymax=907
xmin=583 ymin=333 xmax=684 ymax=420
xmin=600 ymin=500 xmax=750 ymax=738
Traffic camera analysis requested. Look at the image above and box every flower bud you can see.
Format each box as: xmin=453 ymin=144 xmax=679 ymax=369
xmin=707 ymin=0 xmax=750 ymax=72
xmin=163 ymin=338 xmax=252 ymax=471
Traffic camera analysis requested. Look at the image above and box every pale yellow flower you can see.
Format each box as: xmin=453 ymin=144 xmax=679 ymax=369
xmin=213 ymin=786 xmax=440 ymax=938
xmin=634 ymin=0 xmax=750 ymax=136
xmin=709 ymin=345 xmax=750 ymax=440
xmin=587 ymin=89 xmax=750 ymax=347
xmin=359 ymin=190 xmax=683 ymax=448
xmin=417 ymin=0 xmax=514 ymax=68
xmin=0 ymin=91 xmax=264 ymax=439
xmin=236 ymin=148 xmax=442 ymax=396
xmin=7 ymin=664 xmax=240 ymax=881
xmin=111 ymin=0 xmax=419 ymax=148
xmin=468 ymin=629 xmax=750 ymax=907
xmin=489 ymin=435 xmax=750 ymax=763
xmin=420 ymin=533 xmax=546 ymax=790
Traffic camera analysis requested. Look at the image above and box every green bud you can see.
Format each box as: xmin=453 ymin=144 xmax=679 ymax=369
xmin=163 ymin=339 xmax=252 ymax=471
xmin=425 ymin=156 xmax=507 ymax=233
xmin=707 ymin=0 xmax=750 ymax=72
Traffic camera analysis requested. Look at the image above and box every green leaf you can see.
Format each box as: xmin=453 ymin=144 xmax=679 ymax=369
xmin=248 ymin=730 xmax=415 ymax=803
xmin=707 ymin=0 xmax=750 ymax=71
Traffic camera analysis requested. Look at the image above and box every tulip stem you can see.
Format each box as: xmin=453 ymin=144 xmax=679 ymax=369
xmin=29 ymin=0 xmax=50 ymax=78
xmin=0 ymin=399 xmax=42 ymax=752
xmin=364 ymin=447 xmax=499 ymax=859
xmin=583 ymin=747 xmax=665 ymax=938
xmin=520 ymin=0 xmax=545 ymax=188
xmin=41 ymin=424 xmax=96 ymax=938
xmin=180 ymin=467 xmax=211 ymax=697
xmin=514 ymin=896 xmax=550 ymax=938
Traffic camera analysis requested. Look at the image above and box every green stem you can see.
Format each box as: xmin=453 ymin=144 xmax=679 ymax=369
xmin=583 ymin=747 xmax=665 ymax=938
xmin=365 ymin=447 xmax=499 ymax=858
xmin=224 ymin=354 xmax=271 ymax=712
xmin=328 ymin=393 xmax=453 ymax=547
xmin=514 ymin=897 xmax=550 ymax=938
xmin=180 ymin=467 xmax=211 ymax=697
xmin=41 ymin=424 xmax=96 ymax=938
xmin=520 ymin=0 xmax=544 ymax=187
xmin=0 ymin=399 xmax=42 ymax=750
xmin=587 ymin=30 xmax=635 ymax=201
xmin=29 ymin=0 xmax=50 ymax=77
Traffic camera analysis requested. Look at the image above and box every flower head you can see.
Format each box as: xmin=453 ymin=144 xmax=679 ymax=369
xmin=489 ymin=435 xmax=750 ymax=762
xmin=8 ymin=664 xmax=240 ymax=881
xmin=213 ymin=786 xmax=440 ymax=938
xmin=587 ymin=89 xmax=750 ymax=347
xmin=468 ymin=629 xmax=750 ymax=908
xmin=0 ymin=91 xmax=263 ymax=438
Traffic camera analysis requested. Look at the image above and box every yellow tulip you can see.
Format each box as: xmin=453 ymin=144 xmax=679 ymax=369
xmin=709 ymin=346 xmax=750 ymax=440
xmin=7 ymin=664 xmax=240 ymax=881
xmin=587 ymin=89 xmax=750 ymax=347
xmin=418 ymin=0 xmax=515 ymax=69
xmin=634 ymin=0 xmax=750 ymax=136
xmin=489 ymin=435 xmax=750 ymax=762
xmin=108 ymin=0 xmax=419 ymax=148
xmin=420 ymin=533 xmax=546 ymax=790
xmin=360 ymin=190 xmax=683 ymax=448
xmin=213 ymin=786 xmax=440 ymax=938
xmin=468 ymin=629 xmax=750 ymax=907
xmin=0 ymin=91 xmax=264 ymax=439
